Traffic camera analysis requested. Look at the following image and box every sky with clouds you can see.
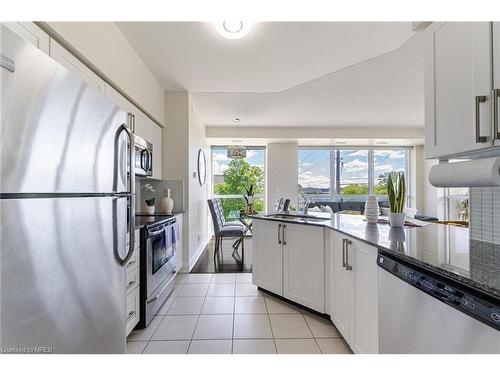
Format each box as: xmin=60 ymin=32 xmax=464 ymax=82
xmin=298 ymin=149 xmax=407 ymax=189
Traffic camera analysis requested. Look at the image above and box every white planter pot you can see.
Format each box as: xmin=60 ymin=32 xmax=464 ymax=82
xmin=388 ymin=212 xmax=406 ymax=228
xmin=364 ymin=195 xmax=379 ymax=224
xmin=144 ymin=205 xmax=155 ymax=215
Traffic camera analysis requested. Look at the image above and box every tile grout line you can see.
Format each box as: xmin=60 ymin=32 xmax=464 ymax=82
xmin=141 ymin=314 xmax=167 ymax=354
xmin=301 ymin=313 xmax=322 ymax=354
xmin=231 ymin=278 xmax=236 ymax=354
xmin=263 ymin=296 xmax=279 ymax=354
xmin=185 ymin=274 xmax=211 ymax=354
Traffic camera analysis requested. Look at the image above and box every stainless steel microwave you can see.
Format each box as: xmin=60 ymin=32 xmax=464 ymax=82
xmin=134 ymin=135 xmax=153 ymax=177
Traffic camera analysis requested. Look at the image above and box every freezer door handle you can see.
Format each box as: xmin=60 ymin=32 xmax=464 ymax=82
xmin=113 ymin=123 xmax=135 ymax=266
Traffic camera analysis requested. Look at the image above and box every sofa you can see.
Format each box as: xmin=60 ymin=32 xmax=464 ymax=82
xmin=307 ymin=200 xmax=439 ymax=222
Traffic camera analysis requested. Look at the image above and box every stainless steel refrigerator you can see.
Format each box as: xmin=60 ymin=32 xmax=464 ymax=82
xmin=0 ymin=25 xmax=135 ymax=353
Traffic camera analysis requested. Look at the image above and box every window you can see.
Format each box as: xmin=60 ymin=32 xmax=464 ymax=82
xmin=211 ymin=146 xmax=265 ymax=219
xmin=338 ymin=150 xmax=368 ymax=196
xmin=373 ymin=149 xmax=408 ymax=196
xmin=298 ymin=147 xmax=410 ymax=204
xmin=298 ymin=149 xmax=331 ymax=201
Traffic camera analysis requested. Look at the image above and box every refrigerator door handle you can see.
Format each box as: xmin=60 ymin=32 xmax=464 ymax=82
xmin=113 ymin=123 xmax=135 ymax=266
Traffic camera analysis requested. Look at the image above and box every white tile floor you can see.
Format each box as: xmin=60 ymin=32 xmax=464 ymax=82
xmin=127 ymin=272 xmax=351 ymax=354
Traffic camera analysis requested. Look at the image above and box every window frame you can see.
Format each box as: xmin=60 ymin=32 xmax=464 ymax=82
xmin=298 ymin=146 xmax=412 ymax=205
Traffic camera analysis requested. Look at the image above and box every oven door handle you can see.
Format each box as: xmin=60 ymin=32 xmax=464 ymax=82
xmin=148 ymin=228 xmax=165 ymax=237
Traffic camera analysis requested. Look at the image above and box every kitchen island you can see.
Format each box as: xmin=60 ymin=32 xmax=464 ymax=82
xmin=250 ymin=212 xmax=500 ymax=353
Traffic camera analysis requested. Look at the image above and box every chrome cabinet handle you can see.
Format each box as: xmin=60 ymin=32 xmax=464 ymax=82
xmin=345 ymin=239 xmax=353 ymax=271
xmin=127 ymin=280 xmax=136 ymax=289
xmin=493 ymin=89 xmax=500 ymax=140
xmin=278 ymin=223 xmax=282 ymax=244
xmin=342 ymin=239 xmax=346 ymax=268
xmin=127 ymin=310 xmax=136 ymax=322
xmin=475 ymin=95 xmax=488 ymax=143
xmin=283 ymin=224 xmax=287 ymax=246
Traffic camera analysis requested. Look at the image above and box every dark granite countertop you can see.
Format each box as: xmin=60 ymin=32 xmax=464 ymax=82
xmin=251 ymin=212 xmax=500 ymax=300
xmin=135 ymin=214 xmax=175 ymax=229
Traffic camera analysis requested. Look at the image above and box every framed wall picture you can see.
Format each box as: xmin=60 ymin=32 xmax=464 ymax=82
xmin=197 ymin=149 xmax=207 ymax=186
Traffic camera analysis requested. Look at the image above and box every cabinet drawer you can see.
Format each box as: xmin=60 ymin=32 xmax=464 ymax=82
xmin=126 ymin=286 xmax=140 ymax=336
xmin=126 ymin=266 xmax=140 ymax=295
xmin=126 ymin=248 xmax=140 ymax=271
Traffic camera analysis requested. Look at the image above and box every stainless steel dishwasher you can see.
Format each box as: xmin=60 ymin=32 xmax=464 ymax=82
xmin=377 ymin=254 xmax=500 ymax=354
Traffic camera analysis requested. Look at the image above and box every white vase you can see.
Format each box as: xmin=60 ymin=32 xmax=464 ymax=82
xmin=161 ymin=188 xmax=174 ymax=214
xmin=388 ymin=212 xmax=406 ymax=228
xmin=364 ymin=195 xmax=379 ymax=224
xmin=144 ymin=205 xmax=155 ymax=215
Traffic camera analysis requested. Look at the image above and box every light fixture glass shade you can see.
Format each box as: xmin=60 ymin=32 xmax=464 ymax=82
xmin=215 ymin=21 xmax=252 ymax=39
xmin=227 ymin=145 xmax=247 ymax=159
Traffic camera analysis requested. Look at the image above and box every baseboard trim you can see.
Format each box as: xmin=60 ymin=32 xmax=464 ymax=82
xmin=187 ymin=238 xmax=210 ymax=272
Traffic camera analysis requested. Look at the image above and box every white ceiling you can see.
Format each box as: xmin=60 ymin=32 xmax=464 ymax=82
xmin=193 ymin=33 xmax=424 ymax=128
xmin=116 ymin=22 xmax=415 ymax=93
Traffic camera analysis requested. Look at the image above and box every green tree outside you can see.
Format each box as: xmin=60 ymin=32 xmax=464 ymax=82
xmin=214 ymin=159 xmax=265 ymax=219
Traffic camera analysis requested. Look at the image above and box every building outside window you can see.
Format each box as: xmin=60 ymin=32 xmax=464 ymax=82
xmin=298 ymin=147 xmax=410 ymax=204
xmin=211 ymin=146 xmax=266 ymax=219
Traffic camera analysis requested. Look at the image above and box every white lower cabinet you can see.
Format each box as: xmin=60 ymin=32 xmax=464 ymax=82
xmin=252 ymin=220 xmax=325 ymax=312
xmin=126 ymin=229 xmax=140 ymax=336
xmin=329 ymin=231 xmax=379 ymax=354
xmin=283 ymin=223 xmax=325 ymax=312
xmin=252 ymin=220 xmax=283 ymax=295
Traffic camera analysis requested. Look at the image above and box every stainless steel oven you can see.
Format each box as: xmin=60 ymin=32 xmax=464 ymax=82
xmin=139 ymin=217 xmax=177 ymax=327
xmin=134 ymin=134 xmax=153 ymax=177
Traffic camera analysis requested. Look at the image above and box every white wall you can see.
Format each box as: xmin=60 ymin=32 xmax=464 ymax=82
xmin=266 ymin=142 xmax=299 ymax=211
xmin=162 ymin=92 xmax=211 ymax=271
xmin=43 ymin=22 xmax=166 ymax=123
xmin=188 ymin=96 xmax=211 ymax=268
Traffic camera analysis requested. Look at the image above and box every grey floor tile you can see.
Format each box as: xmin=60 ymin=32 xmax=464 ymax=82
xmin=201 ymin=297 xmax=235 ymax=315
xmin=211 ymin=273 xmax=236 ymax=284
xmin=151 ymin=315 xmax=199 ymax=340
xmin=127 ymin=315 xmax=163 ymax=341
xmin=188 ymin=340 xmax=232 ymax=354
xmin=235 ymin=283 xmax=262 ymax=296
xmin=264 ymin=296 xmax=301 ymax=314
xmin=233 ymin=314 xmax=273 ymax=339
xmin=193 ymin=314 xmax=234 ymax=339
xmin=316 ymin=338 xmax=352 ymax=354
xmin=275 ymin=339 xmax=321 ymax=354
xmin=235 ymin=273 xmax=253 ymax=283
xmin=235 ymin=296 xmax=267 ymax=314
xmin=126 ymin=340 xmax=147 ymax=354
xmin=167 ymin=297 xmax=204 ymax=315
xmin=269 ymin=314 xmax=313 ymax=338
xmin=232 ymin=339 xmax=276 ymax=354
xmin=185 ymin=274 xmax=213 ymax=284
xmin=207 ymin=283 xmax=235 ymax=297
xmin=177 ymin=283 xmax=209 ymax=297
xmin=143 ymin=340 xmax=190 ymax=354
xmin=303 ymin=313 xmax=341 ymax=338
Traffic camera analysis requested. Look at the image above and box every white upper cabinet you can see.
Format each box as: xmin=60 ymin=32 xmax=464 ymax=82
xmin=3 ymin=22 xmax=50 ymax=54
xmin=49 ymin=39 xmax=106 ymax=95
xmin=425 ymin=22 xmax=495 ymax=159
xmin=106 ymin=85 xmax=163 ymax=180
xmin=283 ymin=223 xmax=325 ymax=312
xmin=134 ymin=111 xmax=162 ymax=180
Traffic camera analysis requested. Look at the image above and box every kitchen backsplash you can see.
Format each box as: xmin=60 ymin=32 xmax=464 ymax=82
xmin=470 ymin=187 xmax=500 ymax=245
xmin=135 ymin=178 xmax=184 ymax=214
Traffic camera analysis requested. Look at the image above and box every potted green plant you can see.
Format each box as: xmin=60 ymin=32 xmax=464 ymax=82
xmin=387 ymin=172 xmax=406 ymax=228
xmin=141 ymin=183 xmax=156 ymax=215
xmin=243 ymin=184 xmax=254 ymax=214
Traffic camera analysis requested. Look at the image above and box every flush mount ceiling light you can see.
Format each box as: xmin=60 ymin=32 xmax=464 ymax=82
xmin=215 ymin=21 xmax=252 ymax=39
xmin=232 ymin=118 xmax=241 ymax=123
